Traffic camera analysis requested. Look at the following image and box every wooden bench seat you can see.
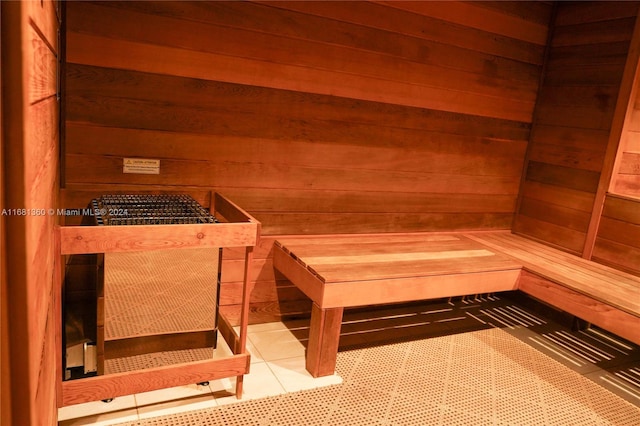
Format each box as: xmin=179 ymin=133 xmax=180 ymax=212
xmin=273 ymin=230 xmax=640 ymax=378
xmin=273 ymin=232 xmax=522 ymax=377
xmin=466 ymin=231 xmax=640 ymax=347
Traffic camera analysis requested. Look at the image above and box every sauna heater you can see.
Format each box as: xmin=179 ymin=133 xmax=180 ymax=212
xmin=91 ymin=194 xmax=221 ymax=376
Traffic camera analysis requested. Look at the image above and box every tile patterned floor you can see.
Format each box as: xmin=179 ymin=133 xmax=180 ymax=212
xmin=58 ymin=295 xmax=640 ymax=425
xmin=58 ymin=319 xmax=341 ymax=425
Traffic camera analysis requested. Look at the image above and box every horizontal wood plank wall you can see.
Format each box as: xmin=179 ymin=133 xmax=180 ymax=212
xmin=63 ymin=1 xmax=551 ymax=322
xmin=612 ymin=69 xmax=640 ymax=196
xmin=593 ymin=194 xmax=640 ymax=275
xmin=514 ymin=1 xmax=640 ymax=254
xmin=2 ymin=1 xmax=61 ymax=424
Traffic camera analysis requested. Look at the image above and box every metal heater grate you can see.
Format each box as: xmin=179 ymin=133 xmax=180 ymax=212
xmin=92 ymin=194 xmax=217 ymax=226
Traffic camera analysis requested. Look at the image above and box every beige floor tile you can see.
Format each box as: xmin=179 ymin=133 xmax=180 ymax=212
xmin=215 ymin=362 xmax=286 ymax=405
xmin=57 ymin=408 xmax=139 ymax=426
xmin=245 ymin=334 xmax=266 ymax=363
xmin=247 ymin=326 xmax=307 ymax=362
xmin=136 ymin=393 xmax=218 ymax=420
xmin=134 ymin=383 xmax=213 ymax=406
xmin=267 ymin=356 xmax=343 ymax=392
xmin=58 ymin=395 xmax=137 ymax=422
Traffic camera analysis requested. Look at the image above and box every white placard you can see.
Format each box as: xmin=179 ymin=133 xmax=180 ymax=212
xmin=123 ymin=158 xmax=160 ymax=175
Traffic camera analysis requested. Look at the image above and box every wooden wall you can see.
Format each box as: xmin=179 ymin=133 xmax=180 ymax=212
xmin=514 ymin=1 xmax=640 ymax=254
xmin=612 ymin=66 xmax=640 ymax=196
xmin=62 ymin=0 xmax=553 ymax=323
xmin=63 ymin=1 xmax=552 ymax=235
xmin=1 ymin=1 xmax=61 ymax=424
xmin=593 ymin=194 xmax=640 ymax=275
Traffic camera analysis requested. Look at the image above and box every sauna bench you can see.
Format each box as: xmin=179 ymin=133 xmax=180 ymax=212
xmin=272 ymin=230 xmax=640 ymax=377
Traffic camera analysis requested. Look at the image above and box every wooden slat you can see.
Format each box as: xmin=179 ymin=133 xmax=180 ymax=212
xmin=263 ymin=1 xmax=546 ymax=64
xmin=597 ymin=216 xmax=640 ymax=249
xmin=273 ymin=244 xmax=326 ymax=303
xmin=465 ymin=232 xmax=640 ymax=317
xmin=525 ymin=161 xmax=600 ymax=193
xmin=60 ymin=354 xmax=250 ymax=406
xmin=65 ymin=3 xmax=538 ymax=104
xmin=602 ymin=193 xmax=640 ymax=224
xmin=315 ymin=255 xmax=520 ymax=284
xmin=554 ymin=1 xmax=639 ymax=26
xmin=59 ymin=222 xmax=258 ymax=255
xmin=321 ymin=270 xmax=520 ymax=309
xmin=519 ymin=181 xmax=595 ymax=213
xmin=255 ymin=212 xmax=514 ymax=236
xmin=300 ymin=249 xmax=494 ymax=266
xmin=518 ymin=271 xmax=640 ymax=346
xmin=512 ymin=214 xmax=587 ymax=255
xmin=379 ymin=1 xmax=549 ymax=45
xmin=67 ymin=32 xmax=534 ymax=123
xmin=104 ymin=331 xmax=216 ymax=359
xmin=73 ymin=1 xmax=543 ymax=83
xmin=518 ymin=197 xmax=591 ymax=232
xmin=552 ymin=17 xmax=636 ymax=46
xmin=593 ymin=236 xmax=640 ymax=276
xmin=63 ymin=120 xmax=526 ymax=178
xmin=64 ymin=154 xmax=521 ymax=196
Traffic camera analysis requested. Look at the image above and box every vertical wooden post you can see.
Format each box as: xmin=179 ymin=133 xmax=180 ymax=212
xmin=235 ymin=245 xmax=254 ymax=398
xmin=306 ymin=303 xmax=343 ymax=378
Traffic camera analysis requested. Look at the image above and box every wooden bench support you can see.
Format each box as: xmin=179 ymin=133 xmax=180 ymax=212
xmin=518 ymin=270 xmax=640 ymax=345
xmin=307 ymin=304 xmax=344 ymax=378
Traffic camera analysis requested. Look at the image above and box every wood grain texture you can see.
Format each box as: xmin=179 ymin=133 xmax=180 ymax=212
xmin=611 ymin=55 xmax=640 ymax=198
xmin=465 ymin=231 xmax=640 ymax=318
xmin=593 ymin=194 xmax=640 ymax=275
xmin=518 ymin=270 xmax=640 ymax=346
xmin=2 ymin=1 xmax=60 ymax=424
xmin=306 ymin=304 xmax=343 ymax=377
xmin=60 ymin=353 xmax=250 ymax=406
xmin=514 ymin=1 xmax=638 ymax=254
xmin=0 ymin=3 xmax=10 ymax=421
xmin=274 ymin=233 xmax=522 ymax=310
xmin=59 ymin=222 xmax=258 ymax=255
xmin=63 ymin=0 xmax=546 ymax=238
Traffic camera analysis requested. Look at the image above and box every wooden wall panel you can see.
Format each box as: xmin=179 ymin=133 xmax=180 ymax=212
xmin=593 ymin=194 xmax=640 ymax=275
xmin=63 ymin=1 xmax=552 ymax=321
xmin=0 ymin=4 xmax=9 ymax=423
xmin=63 ymin=1 xmax=550 ymax=235
xmin=514 ymin=1 xmax=640 ymax=254
xmin=611 ymin=70 xmax=640 ymax=196
xmin=1 ymin=1 xmax=60 ymax=424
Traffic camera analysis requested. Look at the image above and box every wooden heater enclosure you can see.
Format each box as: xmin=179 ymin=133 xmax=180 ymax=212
xmin=91 ymin=194 xmax=222 ymax=377
xmin=58 ymin=192 xmax=260 ymax=406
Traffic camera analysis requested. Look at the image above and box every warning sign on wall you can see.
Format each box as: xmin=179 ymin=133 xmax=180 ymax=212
xmin=123 ymin=158 xmax=160 ymax=175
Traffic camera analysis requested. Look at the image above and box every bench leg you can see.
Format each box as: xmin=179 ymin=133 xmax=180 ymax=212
xmin=306 ymin=303 xmax=343 ymax=377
